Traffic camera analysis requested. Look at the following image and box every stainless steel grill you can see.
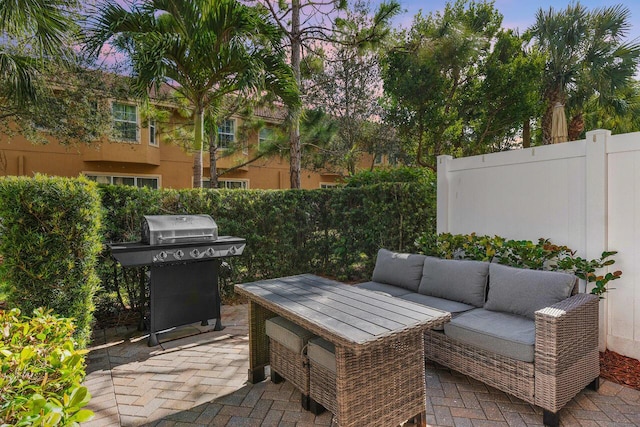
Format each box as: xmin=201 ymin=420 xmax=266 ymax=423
xmin=108 ymin=214 xmax=246 ymax=346
xmin=141 ymin=214 xmax=218 ymax=245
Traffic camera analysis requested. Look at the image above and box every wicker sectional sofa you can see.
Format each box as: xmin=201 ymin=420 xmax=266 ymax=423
xmin=355 ymin=249 xmax=600 ymax=427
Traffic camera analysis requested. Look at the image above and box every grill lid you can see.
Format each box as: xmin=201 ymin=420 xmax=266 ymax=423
xmin=141 ymin=215 xmax=218 ymax=245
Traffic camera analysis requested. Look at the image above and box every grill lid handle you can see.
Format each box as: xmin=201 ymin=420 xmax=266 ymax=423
xmin=157 ymin=234 xmax=216 ymax=241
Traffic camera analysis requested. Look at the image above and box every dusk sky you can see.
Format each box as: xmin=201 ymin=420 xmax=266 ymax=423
xmin=376 ymin=0 xmax=640 ymax=42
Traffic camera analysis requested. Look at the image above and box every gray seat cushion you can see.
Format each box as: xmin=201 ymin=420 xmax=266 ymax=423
xmin=398 ymin=293 xmax=474 ymax=330
xmin=484 ymin=263 xmax=576 ymax=319
xmin=398 ymin=293 xmax=474 ymax=315
xmin=444 ymin=308 xmax=535 ymax=363
xmin=355 ymin=281 xmax=413 ymax=297
xmin=308 ymin=337 xmax=336 ymax=373
xmin=371 ymin=249 xmax=426 ymax=292
xmin=418 ymin=257 xmax=489 ymax=307
xmin=265 ymin=317 xmax=315 ymax=353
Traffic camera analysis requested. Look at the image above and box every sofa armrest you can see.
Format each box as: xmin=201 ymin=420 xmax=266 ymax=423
xmin=534 ymin=293 xmax=600 ymax=412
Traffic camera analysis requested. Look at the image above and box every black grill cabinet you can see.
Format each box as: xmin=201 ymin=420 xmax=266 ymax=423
xmin=109 ymin=215 xmax=245 ymax=346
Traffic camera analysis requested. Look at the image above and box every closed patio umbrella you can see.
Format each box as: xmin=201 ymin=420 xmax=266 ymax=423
xmin=551 ymin=102 xmax=568 ymax=144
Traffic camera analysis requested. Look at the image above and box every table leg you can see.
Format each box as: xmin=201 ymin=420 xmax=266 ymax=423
xmin=412 ymin=412 xmax=427 ymax=427
xmin=247 ymin=301 xmax=275 ymax=383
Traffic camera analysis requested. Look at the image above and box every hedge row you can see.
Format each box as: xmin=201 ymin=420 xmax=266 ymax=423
xmin=0 ymin=174 xmax=436 ymax=333
xmin=98 ymin=182 xmax=436 ymax=304
xmin=0 ymin=175 xmax=102 ymax=346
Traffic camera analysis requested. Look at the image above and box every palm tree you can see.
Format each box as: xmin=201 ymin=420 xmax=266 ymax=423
xmin=529 ymin=3 xmax=640 ymax=143
xmin=84 ymin=0 xmax=299 ymax=188
xmin=0 ymin=0 xmax=79 ymax=105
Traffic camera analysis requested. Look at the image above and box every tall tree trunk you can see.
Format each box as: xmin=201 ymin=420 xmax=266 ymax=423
xmin=209 ymin=129 xmax=219 ymax=189
xmin=193 ymin=107 xmax=204 ymax=188
xmin=568 ymin=112 xmax=584 ymax=141
xmin=542 ymin=101 xmax=553 ymax=145
xmin=522 ymin=118 xmax=531 ymax=148
xmin=289 ymin=0 xmax=302 ymax=189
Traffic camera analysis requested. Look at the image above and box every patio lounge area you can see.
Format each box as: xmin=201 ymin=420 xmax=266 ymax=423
xmin=82 ymin=305 xmax=640 ymax=427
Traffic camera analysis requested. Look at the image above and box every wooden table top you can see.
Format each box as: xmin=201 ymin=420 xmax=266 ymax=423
xmin=235 ymin=274 xmax=450 ymax=351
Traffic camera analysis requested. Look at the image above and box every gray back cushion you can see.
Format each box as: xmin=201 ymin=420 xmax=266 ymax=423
xmin=484 ymin=263 xmax=577 ymax=319
xmin=371 ymin=249 xmax=426 ymax=292
xmin=418 ymin=257 xmax=489 ymax=307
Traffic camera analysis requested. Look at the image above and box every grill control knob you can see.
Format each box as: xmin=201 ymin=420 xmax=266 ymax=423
xmin=174 ymin=250 xmax=184 ymax=260
xmin=206 ymin=248 xmax=215 ymax=257
xmin=158 ymin=251 xmax=168 ymax=261
xmin=190 ymin=249 xmax=200 ymax=258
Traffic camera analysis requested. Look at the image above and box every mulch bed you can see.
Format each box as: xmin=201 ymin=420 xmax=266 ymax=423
xmin=600 ymin=350 xmax=640 ymax=391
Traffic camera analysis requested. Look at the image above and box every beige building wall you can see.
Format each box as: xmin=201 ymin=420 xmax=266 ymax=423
xmin=0 ymin=102 xmax=384 ymax=189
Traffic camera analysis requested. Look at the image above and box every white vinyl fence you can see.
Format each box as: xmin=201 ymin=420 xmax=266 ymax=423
xmin=437 ymin=129 xmax=640 ymax=359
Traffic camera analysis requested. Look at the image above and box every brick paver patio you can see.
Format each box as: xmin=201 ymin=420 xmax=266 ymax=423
xmin=82 ymin=304 xmax=640 ymax=426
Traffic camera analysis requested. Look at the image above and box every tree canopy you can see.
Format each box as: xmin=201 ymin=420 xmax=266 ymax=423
xmin=381 ymin=0 xmax=542 ymax=169
xmin=527 ymin=2 xmax=640 ymax=143
xmin=0 ymin=0 xmax=122 ymax=146
xmin=254 ymin=0 xmax=400 ymax=187
xmin=304 ymin=0 xmax=401 ymax=176
xmin=83 ymin=0 xmax=300 ymax=188
xmin=0 ymin=0 xmax=79 ymax=105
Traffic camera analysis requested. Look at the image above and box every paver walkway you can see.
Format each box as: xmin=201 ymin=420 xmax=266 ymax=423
xmin=83 ymin=305 xmax=640 ymax=426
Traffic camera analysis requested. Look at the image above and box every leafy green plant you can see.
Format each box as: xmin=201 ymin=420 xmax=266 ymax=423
xmin=556 ymin=251 xmax=622 ymax=297
xmin=416 ymin=232 xmax=621 ymax=297
xmin=98 ymin=179 xmax=437 ymax=309
xmin=0 ymin=175 xmax=102 ymax=346
xmin=0 ymin=308 xmax=93 ymax=426
xmin=343 ymin=166 xmax=435 ymax=187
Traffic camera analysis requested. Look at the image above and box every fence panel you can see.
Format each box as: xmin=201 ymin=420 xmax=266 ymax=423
xmin=606 ymin=133 xmax=640 ymax=359
xmin=437 ymin=130 xmax=640 ymax=359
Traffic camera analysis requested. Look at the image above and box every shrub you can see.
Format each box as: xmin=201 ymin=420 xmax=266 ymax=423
xmin=0 ymin=175 xmax=102 ymax=346
xmin=416 ymin=232 xmax=622 ymax=297
xmin=344 ymin=166 xmax=435 ymax=187
xmin=98 ymin=180 xmax=437 ymax=308
xmin=0 ymin=308 xmax=93 ymax=426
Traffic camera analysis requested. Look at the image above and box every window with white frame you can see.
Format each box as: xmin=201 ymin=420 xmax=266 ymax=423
xmin=320 ymin=182 xmax=340 ymax=188
xmin=85 ymin=174 xmax=158 ymax=189
xmin=374 ymin=154 xmax=383 ymax=165
xmin=202 ymin=178 xmax=248 ymax=189
xmin=149 ymin=118 xmax=158 ymax=146
xmin=112 ymin=102 xmax=138 ymax=142
xmin=259 ymin=127 xmax=273 ymax=146
xmin=218 ymin=119 xmax=235 ymax=149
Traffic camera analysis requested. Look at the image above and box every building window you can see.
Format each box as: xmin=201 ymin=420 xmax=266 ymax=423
xmin=85 ymin=174 xmax=158 ymax=189
xmin=203 ymin=178 xmax=248 ymax=189
xmin=149 ymin=118 xmax=158 ymax=146
xmin=112 ymin=102 xmax=138 ymax=142
xmin=220 ymin=179 xmax=248 ymax=189
xmin=320 ymin=182 xmax=340 ymax=188
xmin=218 ymin=119 xmax=235 ymax=149
xmin=259 ymin=127 xmax=273 ymax=146
xmin=374 ymin=154 xmax=383 ymax=165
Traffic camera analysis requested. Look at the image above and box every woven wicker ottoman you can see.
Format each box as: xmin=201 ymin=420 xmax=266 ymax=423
xmin=308 ymin=337 xmax=337 ymax=415
xmin=265 ymin=316 xmax=315 ymax=408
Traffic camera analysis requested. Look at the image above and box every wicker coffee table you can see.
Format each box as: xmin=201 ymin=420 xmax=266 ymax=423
xmin=235 ymin=274 xmax=450 ymax=427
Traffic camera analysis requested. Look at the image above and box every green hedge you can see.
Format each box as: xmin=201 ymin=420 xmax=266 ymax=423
xmin=0 ymin=175 xmax=102 ymax=346
xmin=99 ymin=182 xmax=436 ymax=304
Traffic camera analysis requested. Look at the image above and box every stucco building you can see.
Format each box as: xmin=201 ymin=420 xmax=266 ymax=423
xmin=1 ymin=93 xmax=386 ymax=189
